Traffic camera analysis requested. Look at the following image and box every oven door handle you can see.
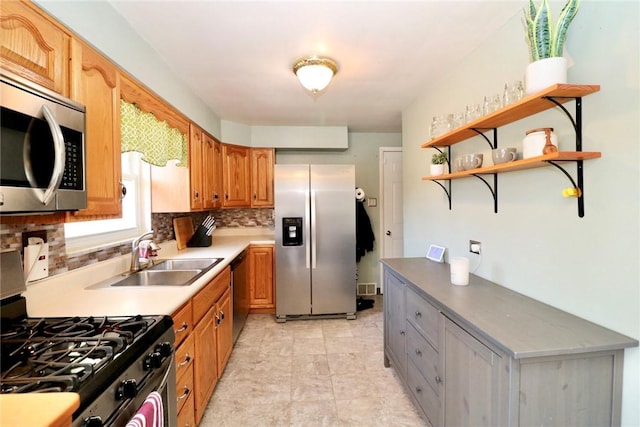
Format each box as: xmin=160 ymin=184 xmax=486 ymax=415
xmin=23 ymin=105 xmax=66 ymax=206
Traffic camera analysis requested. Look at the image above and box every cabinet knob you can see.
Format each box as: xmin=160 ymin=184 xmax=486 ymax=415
xmin=415 ymin=349 xmax=422 ymax=357
xmin=386 ymin=230 xmax=391 ymax=236
xmin=214 ymin=192 xmax=219 ymax=200
xmin=120 ymin=182 xmax=127 ymax=199
xmin=253 ymin=193 xmax=257 ymax=200
xmin=225 ymin=192 xmax=229 ymax=199
xmin=400 ymin=330 xmax=405 ymax=336
xmin=435 ymin=376 xmax=442 ymax=384
xmin=415 ymin=311 xmax=422 ymax=318
xmin=194 ymin=190 xmax=199 ymax=200
xmin=415 ymin=386 xmax=422 ymax=394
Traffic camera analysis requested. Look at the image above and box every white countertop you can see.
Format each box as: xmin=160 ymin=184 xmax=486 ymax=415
xmin=24 ymin=230 xmax=274 ymax=318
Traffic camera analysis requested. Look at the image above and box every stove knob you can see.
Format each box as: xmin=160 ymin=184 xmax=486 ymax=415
xmin=117 ymin=378 xmax=137 ymax=400
xmin=144 ymin=351 xmax=162 ymax=370
xmin=156 ymin=341 xmax=173 ymax=358
xmin=81 ymin=416 xmax=103 ymax=427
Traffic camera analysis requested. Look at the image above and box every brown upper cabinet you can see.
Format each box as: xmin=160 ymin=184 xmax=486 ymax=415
xmin=250 ymin=148 xmax=275 ymax=208
xmin=67 ymin=39 xmax=122 ymax=220
xmin=202 ymin=133 xmax=223 ymax=210
xmin=222 ymin=144 xmax=251 ymax=208
xmin=0 ymin=0 xmax=70 ymax=95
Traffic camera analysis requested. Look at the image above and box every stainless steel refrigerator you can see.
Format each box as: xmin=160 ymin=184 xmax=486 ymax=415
xmin=275 ymin=164 xmax=356 ymax=321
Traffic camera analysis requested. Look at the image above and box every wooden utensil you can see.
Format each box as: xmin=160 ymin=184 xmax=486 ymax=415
xmin=173 ymin=217 xmax=194 ymax=250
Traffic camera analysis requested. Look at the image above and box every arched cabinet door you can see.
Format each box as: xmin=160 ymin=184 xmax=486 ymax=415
xmin=0 ymin=1 xmax=70 ymax=95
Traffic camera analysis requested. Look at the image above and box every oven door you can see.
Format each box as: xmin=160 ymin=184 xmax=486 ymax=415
xmin=107 ymin=355 xmax=177 ymax=427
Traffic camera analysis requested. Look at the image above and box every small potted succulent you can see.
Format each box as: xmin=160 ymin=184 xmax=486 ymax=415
xmin=431 ymin=152 xmax=447 ymax=176
xmin=523 ymin=0 xmax=580 ymax=94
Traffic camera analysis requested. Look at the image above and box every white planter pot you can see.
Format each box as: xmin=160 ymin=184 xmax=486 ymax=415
xmin=430 ymin=164 xmax=445 ymax=176
xmin=525 ymin=57 xmax=568 ymax=95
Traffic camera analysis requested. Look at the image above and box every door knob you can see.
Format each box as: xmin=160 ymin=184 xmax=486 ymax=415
xmin=386 ymin=230 xmax=391 ymax=236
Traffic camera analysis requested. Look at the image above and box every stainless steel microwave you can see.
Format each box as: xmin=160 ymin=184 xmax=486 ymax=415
xmin=1 ymin=71 xmax=86 ymax=214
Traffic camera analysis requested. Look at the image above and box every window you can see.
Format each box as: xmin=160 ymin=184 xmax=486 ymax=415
xmin=64 ymin=152 xmax=151 ymax=253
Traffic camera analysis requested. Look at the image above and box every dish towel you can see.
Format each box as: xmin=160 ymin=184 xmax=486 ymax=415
xmin=126 ymin=391 xmax=164 ymax=427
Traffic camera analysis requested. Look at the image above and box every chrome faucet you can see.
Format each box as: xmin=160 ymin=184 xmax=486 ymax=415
xmin=130 ymin=231 xmax=156 ymax=273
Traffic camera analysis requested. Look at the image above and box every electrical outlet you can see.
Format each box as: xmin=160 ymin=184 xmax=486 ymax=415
xmin=469 ymin=240 xmax=481 ymax=254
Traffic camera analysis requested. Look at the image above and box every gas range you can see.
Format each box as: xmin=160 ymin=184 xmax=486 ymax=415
xmin=0 ymin=250 xmax=176 ymax=426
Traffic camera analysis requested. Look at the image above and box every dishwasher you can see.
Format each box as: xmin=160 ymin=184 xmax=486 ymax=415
xmin=231 ymin=249 xmax=249 ymax=343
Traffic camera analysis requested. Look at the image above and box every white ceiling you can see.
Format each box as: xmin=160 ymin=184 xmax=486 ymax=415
xmin=108 ymin=1 xmax=524 ymax=133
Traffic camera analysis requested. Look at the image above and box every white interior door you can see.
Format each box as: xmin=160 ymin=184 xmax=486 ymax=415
xmin=379 ymin=147 xmax=403 ymax=293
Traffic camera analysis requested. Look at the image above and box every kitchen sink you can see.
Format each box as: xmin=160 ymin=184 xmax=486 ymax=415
xmin=109 ymin=269 xmax=202 ymax=287
xmin=88 ymin=257 xmax=224 ymax=288
xmin=149 ymin=258 xmax=223 ymax=271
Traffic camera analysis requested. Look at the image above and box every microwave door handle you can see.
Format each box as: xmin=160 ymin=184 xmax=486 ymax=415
xmin=40 ymin=105 xmax=66 ymax=205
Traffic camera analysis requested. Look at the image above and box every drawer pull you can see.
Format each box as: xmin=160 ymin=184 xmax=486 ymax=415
xmin=415 ymin=349 xmax=422 ymax=357
xmin=435 ymin=376 xmax=443 ymax=384
xmin=177 ymin=353 xmax=191 ymax=367
xmin=177 ymin=385 xmax=190 ymax=401
xmin=175 ymin=322 xmax=188 ymax=333
xmin=415 ymin=311 xmax=422 ymax=318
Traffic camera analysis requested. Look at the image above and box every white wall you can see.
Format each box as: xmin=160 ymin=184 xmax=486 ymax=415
xmin=276 ymin=132 xmax=402 ymax=287
xmin=402 ymin=2 xmax=639 ymax=425
xmin=35 ymin=0 xmax=221 ymax=137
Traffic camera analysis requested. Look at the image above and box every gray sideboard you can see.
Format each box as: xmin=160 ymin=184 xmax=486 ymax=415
xmin=381 ymin=258 xmax=638 ymax=427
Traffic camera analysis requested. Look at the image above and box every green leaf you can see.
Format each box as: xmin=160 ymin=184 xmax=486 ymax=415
xmin=551 ymin=0 xmax=581 ymax=57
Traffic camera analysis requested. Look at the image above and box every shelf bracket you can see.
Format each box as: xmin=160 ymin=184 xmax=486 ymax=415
xmin=428 ymin=146 xmax=452 ymax=210
xmin=545 ymin=160 xmax=585 ymax=217
xmin=469 ymin=128 xmax=498 ymax=149
xmin=543 ymin=96 xmax=586 ymax=217
xmin=542 ymin=96 xmax=582 ymax=151
xmin=470 ymin=173 xmax=498 ymax=213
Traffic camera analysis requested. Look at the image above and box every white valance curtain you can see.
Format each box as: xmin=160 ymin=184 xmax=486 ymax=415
xmin=120 ymin=100 xmax=188 ymax=167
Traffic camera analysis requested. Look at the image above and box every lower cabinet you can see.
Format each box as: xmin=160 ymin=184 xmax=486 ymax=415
xmin=383 ymin=269 xmax=406 ymax=379
xmin=382 ymin=265 xmax=630 ymax=427
xmin=171 ymin=266 xmax=232 ymax=427
xmin=248 ymin=244 xmax=275 ymax=313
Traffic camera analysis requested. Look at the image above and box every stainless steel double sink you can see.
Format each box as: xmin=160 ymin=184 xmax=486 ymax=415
xmin=90 ymin=258 xmax=224 ymax=288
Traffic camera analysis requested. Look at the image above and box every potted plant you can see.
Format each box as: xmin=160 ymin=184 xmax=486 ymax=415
xmin=431 ymin=152 xmax=447 ymax=176
xmin=523 ymin=0 xmax=581 ymax=94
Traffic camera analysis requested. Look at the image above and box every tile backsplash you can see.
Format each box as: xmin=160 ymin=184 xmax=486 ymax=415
xmin=1 ymin=208 xmax=273 ymax=278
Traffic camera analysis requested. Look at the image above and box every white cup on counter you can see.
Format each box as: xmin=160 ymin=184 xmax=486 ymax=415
xmin=450 ymin=257 xmax=470 ymax=286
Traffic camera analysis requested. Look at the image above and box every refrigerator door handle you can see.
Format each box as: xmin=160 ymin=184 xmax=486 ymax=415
xmin=310 ymin=190 xmax=317 ymax=269
xmin=305 ymin=188 xmax=311 ymax=269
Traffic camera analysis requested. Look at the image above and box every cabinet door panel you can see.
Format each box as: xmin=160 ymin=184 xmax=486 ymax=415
xmin=68 ymin=39 xmax=121 ymax=219
xmin=383 ymin=269 xmax=406 ymax=377
xmin=443 ymin=316 xmax=503 ymax=427
xmin=189 ymin=124 xmax=203 ymax=210
xmin=222 ymin=144 xmax=250 ymax=207
xmin=250 ymin=148 xmax=274 ymax=207
xmin=216 ymin=288 xmax=233 ymax=375
xmin=193 ymin=307 xmax=217 ymax=425
xmin=0 ymin=1 xmax=69 ymax=95
xmin=249 ymin=245 xmax=274 ymax=308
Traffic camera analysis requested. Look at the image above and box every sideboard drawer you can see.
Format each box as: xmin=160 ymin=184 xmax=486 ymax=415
xmin=406 ymin=286 xmax=440 ymax=347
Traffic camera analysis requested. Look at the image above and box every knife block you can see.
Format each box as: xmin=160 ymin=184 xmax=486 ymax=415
xmin=186 ymin=226 xmax=212 ymax=247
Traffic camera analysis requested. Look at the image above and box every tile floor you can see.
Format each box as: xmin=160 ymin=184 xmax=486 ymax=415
xmin=199 ymin=295 xmax=428 ymax=426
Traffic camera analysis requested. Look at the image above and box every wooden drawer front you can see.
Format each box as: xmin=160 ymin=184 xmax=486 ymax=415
xmin=407 ymin=322 xmax=440 ymax=396
xmin=193 ymin=266 xmax=230 ymax=324
xmin=172 ymin=302 xmax=193 ymax=348
xmin=176 ymin=363 xmax=194 ymax=415
xmin=406 ymin=286 xmax=439 ymax=347
xmin=177 ymin=392 xmax=195 ymax=427
xmin=175 ymin=333 xmax=195 ymax=382
xmin=408 ymin=358 xmax=440 ymax=427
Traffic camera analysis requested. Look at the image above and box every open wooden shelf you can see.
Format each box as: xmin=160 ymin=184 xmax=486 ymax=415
xmin=421 ymin=84 xmax=601 ymax=148
xmin=422 ymin=151 xmax=602 ymax=181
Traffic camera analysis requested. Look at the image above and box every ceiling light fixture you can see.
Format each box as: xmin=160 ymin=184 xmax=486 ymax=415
xmin=292 ymin=56 xmax=338 ymax=94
